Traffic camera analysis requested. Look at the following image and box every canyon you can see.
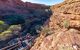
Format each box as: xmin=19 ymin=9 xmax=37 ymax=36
xmin=0 ymin=0 xmax=51 ymax=49
xmin=1 ymin=0 xmax=80 ymax=50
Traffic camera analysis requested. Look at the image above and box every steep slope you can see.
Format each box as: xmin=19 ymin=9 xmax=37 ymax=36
xmin=30 ymin=0 xmax=80 ymax=50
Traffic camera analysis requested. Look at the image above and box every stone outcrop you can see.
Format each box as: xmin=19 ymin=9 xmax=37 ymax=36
xmin=30 ymin=0 xmax=80 ymax=50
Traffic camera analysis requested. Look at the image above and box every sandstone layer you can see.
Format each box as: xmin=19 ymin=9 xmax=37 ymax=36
xmin=30 ymin=0 xmax=80 ymax=50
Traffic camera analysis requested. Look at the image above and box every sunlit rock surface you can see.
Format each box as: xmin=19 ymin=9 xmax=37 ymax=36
xmin=30 ymin=0 xmax=80 ymax=50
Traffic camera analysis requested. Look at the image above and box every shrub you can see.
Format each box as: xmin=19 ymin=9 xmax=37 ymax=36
xmin=0 ymin=30 xmax=12 ymax=41
xmin=0 ymin=21 xmax=9 ymax=33
xmin=41 ymin=26 xmax=54 ymax=36
xmin=63 ymin=20 xmax=69 ymax=28
xmin=0 ymin=20 xmax=5 ymax=25
xmin=8 ymin=25 xmax=21 ymax=31
xmin=0 ymin=24 xmax=21 ymax=41
xmin=2 ymin=15 xmax=25 ymax=25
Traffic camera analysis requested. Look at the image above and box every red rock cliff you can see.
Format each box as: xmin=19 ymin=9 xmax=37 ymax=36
xmin=0 ymin=0 xmax=49 ymax=15
xmin=30 ymin=0 xmax=80 ymax=50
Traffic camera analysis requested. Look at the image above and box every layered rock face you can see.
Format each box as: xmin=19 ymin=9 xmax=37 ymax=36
xmin=0 ymin=0 xmax=48 ymax=15
xmin=30 ymin=0 xmax=80 ymax=50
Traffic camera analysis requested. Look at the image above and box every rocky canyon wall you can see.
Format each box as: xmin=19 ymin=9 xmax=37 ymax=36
xmin=30 ymin=0 xmax=80 ymax=50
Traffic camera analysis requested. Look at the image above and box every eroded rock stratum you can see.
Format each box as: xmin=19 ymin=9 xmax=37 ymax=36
xmin=30 ymin=0 xmax=80 ymax=50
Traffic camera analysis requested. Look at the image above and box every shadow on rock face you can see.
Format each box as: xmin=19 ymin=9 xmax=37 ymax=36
xmin=21 ymin=9 xmax=52 ymax=36
xmin=0 ymin=6 xmax=52 ymax=49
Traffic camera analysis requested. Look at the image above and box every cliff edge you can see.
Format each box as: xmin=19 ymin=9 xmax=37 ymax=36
xmin=30 ymin=0 xmax=80 ymax=50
